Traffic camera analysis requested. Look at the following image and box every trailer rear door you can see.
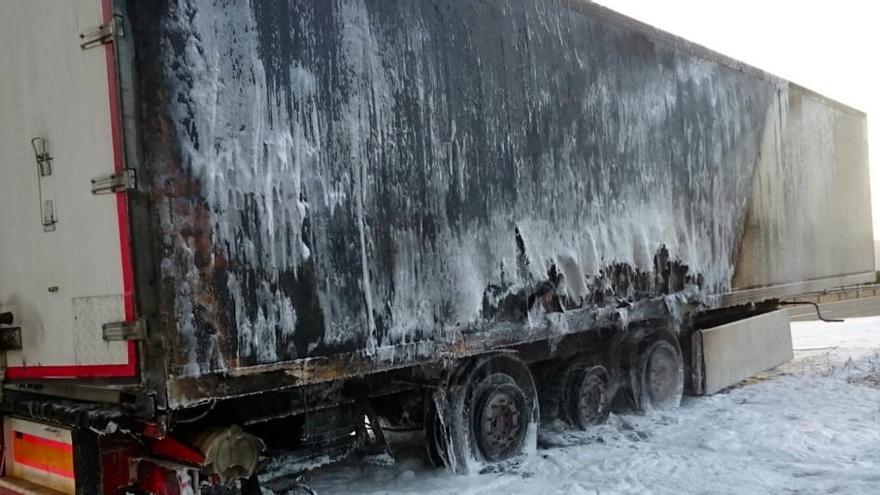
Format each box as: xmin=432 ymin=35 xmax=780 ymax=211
xmin=0 ymin=0 xmax=136 ymax=379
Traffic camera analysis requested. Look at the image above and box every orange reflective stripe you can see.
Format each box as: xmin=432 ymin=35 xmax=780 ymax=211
xmin=12 ymin=431 xmax=75 ymax=479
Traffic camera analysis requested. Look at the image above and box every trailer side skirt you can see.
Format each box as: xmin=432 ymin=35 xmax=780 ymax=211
xmin=698 ymin=309 xmax=793 ymax=395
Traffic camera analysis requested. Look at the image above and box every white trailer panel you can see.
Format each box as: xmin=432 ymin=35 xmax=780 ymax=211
xmin=0 ymin=0 xmax=135 ymax=378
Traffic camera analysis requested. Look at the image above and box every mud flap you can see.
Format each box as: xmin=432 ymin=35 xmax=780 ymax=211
xmin=695 ymin=309 xmax=793 ymax=395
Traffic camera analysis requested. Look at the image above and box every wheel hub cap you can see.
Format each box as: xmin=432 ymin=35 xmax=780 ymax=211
xmin=475 ymin=383 xmax=527 ymax=460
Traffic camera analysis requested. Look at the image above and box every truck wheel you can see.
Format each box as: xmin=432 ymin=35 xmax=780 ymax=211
xmin=472 ymin=373 xmax=529 ymax=461
xmin=435 ymin=353 xmax=539 ymax=472
xmin=563 ymin=365 xmax=611 ymax=429
xmin=424 ymin=395 xmax=447 ymax=468
xmin=636 ymin=339 xmax=684 ymax=411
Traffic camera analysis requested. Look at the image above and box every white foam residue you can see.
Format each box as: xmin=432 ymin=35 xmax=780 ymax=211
xmin=304 ymin=317 xmax=880 ymax=494
xmin=155 ymin=0 xmax=831 ymax=376
xmin=163 ymin=0 xmax=320 ymax=369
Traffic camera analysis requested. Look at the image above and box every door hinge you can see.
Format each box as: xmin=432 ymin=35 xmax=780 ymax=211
xmin=80 ymin=15 xmax=123 ymax=50
xmin=102 ymin=319 xmax=146 ymax=341
xmin=91 ymin=169 xmax=136 ymax=194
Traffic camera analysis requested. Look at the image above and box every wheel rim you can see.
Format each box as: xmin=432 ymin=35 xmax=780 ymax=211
xmin=474 ymin=382 xmax=528 ymax=461
xmin=643 ymin=341 xmax=682 ymax=408
xmin=442 ymin=354 xmax=538 ymax=472
xmin=574 ymin=369 xmax=608 ymax=427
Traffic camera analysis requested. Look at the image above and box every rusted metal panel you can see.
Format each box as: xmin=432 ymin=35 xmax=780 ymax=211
xmin=124 ymin=0 xmax=871 ymax=407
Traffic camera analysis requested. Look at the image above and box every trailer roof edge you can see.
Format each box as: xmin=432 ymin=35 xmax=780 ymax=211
xmin=570 ymin=1 xmax=867 ymax=117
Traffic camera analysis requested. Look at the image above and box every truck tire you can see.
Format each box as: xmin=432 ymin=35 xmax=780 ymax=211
xmin=636 ymin=339 xmax=684 ymax=411
xmin=424 ymin=393 xmax=447 ymax=468
xmin=563 ymin=364 xmax=612 ymax=429
xmin=433 ymin=353 xmax=539 ymax=473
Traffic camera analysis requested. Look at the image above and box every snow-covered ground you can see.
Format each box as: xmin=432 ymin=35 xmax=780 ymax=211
xmin=304 ymin=317 xmax=880 ymax=495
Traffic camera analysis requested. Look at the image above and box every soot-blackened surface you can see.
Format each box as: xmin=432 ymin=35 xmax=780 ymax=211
xmin=133 ymin=0 xmax=781 ymax=378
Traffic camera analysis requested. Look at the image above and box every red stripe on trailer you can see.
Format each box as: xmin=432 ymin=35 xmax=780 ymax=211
xmin=15 ymin=433 xmax=73 ymax=453
xmin=150 ymin=436 xmax=207 ymax=466
xmin=4 ymin=355 xmax=135 ymax=379
xmin=102 ymin=0 xmax=136 ymax=324
xmin=102 ymin=0 xmax=138 ymax=378
xmin=4 ymin=0 xmax=137 ymax=380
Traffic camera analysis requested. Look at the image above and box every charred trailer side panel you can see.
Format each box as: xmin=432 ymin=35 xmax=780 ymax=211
xmin=127 ymin=0 xmax=871 ymax=407
xmin=0 ymin=0 xmax=873 ymax=492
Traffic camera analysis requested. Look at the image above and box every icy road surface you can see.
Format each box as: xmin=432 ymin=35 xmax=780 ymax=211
xmin=305 ymin=317 xmax=880 ymax=495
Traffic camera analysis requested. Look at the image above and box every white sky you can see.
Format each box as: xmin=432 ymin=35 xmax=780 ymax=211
xmin=595 ymin=0 xmax=880 ymax=239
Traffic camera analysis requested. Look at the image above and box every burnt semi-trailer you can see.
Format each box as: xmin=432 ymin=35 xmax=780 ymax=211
xmin=0 ymin=0 xmax=873 ymax=493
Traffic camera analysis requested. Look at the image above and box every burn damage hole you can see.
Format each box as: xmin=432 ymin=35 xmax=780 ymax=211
xmin=585 ymin=245 xmax=704 ymax=306
xmin=479 ymin=226 xmax=530 ymax=321
xmin=482 ymin=244 xmax=704 ymax=323
xmin=482 ymin=284 xmax=528 ymax=322
xmin=527 ymin=262 xmax=566 ymax=313
xmin=514 ymin=225 xmax=530 ymax=281
xmin=483 ymin=227 xmax=564 ymax=321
